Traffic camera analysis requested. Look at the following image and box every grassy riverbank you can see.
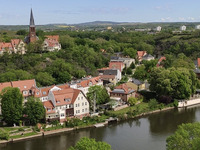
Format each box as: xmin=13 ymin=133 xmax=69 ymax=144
xmin=0 ymin=102 xmax=175 ymax=142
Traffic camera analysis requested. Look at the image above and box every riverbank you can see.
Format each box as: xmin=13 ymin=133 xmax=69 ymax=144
xmin=0 ymin=105 xmax=174 ymax=144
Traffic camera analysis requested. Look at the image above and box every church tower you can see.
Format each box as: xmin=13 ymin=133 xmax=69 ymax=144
xmin=29 ymin=9 xmax=37 ymax=43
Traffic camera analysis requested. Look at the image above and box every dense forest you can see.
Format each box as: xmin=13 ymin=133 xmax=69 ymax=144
xmin=0 ymin=29 xmax=200 ymax=87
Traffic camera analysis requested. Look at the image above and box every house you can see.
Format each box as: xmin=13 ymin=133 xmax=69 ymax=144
xmin=11 ymin=39 xmax=26 ymax=54
xmin=44 ymin=88 xmax=90 ymax=123
xmin=0 ymin=39 xmax=26 ymax=55
xmin=142 ymin=54 xmax=155 ymax=61
xmin=110 ymin=57 xmax=135 ymax=68
xmin=99 ymin=69 xmax=122 ymax=85
xmin=157 ymin=56 xmax=166 ymax=67
xmin=0 ymin=79 xmax=40 ymax=100
xmin=195 ymin=25 xmax=200 ymax=30
xmin=155 ymin=26 xmax=162 ymax=32
xmin=130 ymin=79 xmax=146 ymax=91
xmin=0 ymin=42 xmax=13 ymax=54
xmin=137 ymin=51 xmax=147 ymax=61
xmin=43 ymin=35 xmax=61 ymax=51
xmin=110 ymin=83 xmax=136 ymax=102
xmin=0 ymin=79 xmax=40 ymax=114
xmin=39 ymin=84 xmax=69 ymax=102
xmin=180 ymin=25 xmax=186 ymax=31
xmin=70 ymin=76 xmax=103 ymax=96
xmin=109 ymin=61 xmax=125 ymax=72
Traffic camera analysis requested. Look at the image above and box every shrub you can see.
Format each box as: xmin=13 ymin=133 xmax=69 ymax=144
xmin=32 ymin=126 xmax=40 ymax=132
xmin=0 ymin=130 xmax=9 ymax=140
xmin=148 ymin=99 xmax=159 ymax=110
xmin=18 ymin=128 xmax=25 ymax=132
xmin=51 ymin=120 xmax=59 ymax=126
xmin=159 ymin=103 xmax=165 ymax=110
xmin=128 ymin=97 xmax=138 ymax=106
xmin=173 ymin=100 xmax=179 ymax=108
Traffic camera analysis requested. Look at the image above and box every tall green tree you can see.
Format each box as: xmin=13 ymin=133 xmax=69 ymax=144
xmin=1 ymin=87 xmax=23 ymax=125
xmin=166 ymin=122 xmax=200 ymax=150
xmin=69 ymin=137 xmax=111 ymax=150
xmin=23 ymin=97 xmax=45 ymax=125
xmin=87 ymin=85 xmax=110 ymax=106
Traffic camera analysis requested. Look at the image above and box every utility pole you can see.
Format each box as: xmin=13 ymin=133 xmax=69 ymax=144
xmin=93 ymin=92 xmax=96 ymax=114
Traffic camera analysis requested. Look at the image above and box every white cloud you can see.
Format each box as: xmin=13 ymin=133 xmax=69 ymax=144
xmin=160 ymin=17 xmax=172 ymax=22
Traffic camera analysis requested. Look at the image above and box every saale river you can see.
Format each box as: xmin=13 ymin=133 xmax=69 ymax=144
xmin=1 ymin=104 xmax=200 ymax=150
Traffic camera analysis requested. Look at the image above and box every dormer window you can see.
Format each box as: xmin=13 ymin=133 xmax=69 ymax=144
xmin=24 ymin=86 xmax=27 ymax=88
xmin=36 ymin=92 xmax=39 ymax=95
xmin=43 ymin=92 xmax=46 ymax=95
xmin=56 ymin=101 xmax=60 ymax=103
xmin=65 ymin=98 xmax=71 ymax=102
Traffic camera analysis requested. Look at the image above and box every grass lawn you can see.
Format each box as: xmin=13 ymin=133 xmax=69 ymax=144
xmin=108 ymin=102 xmax=149 ymax=116
xmin=10 ymin=132 xmax=38 ymax=139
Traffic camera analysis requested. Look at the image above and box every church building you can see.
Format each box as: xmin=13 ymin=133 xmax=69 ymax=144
xmin=25 ymin=9 xmax=38 ymax=44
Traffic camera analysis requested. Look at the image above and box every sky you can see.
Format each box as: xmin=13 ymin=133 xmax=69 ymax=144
xmin=0 ymin=0 xmax=199 ymax=25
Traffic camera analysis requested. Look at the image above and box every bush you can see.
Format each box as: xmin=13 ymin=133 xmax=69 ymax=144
xmin=0 ymin=130 xmax=9 ymax=140
xmin=173 ymin=100 xmax=179 ymax=108
xmin=128 ymin=97 xmax=138 ymax=106
xmin=51 ymin=120 xmax=59 ymax=126
xmin=32 ymin=126 xmax=40 ymax=132
xmin=18 ymin=128 xmax=25 ymax=132
xmin=159 ymin=103 xmax=165 ymax=110
xmin=148 ymin=99 xmax=159 ymax=110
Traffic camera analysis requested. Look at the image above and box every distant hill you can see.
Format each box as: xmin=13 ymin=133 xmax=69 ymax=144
xmin=1 ymin=21 xmax=200 ymax=31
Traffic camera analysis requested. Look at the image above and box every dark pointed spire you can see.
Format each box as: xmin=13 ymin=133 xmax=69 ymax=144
xmin=30 ymin=8 xmax=35 ymax=27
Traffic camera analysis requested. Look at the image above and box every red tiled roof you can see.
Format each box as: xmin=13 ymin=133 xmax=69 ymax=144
xmin=77 ymin=76 xmax=101 ymax=88
xmin=97 ymin=67 xmax=110 ymax=71
xmin=109 ymin=61 xmax=124 ymax=72
xmin=114 ymin=83 xmax=134 ymax=94
xmin=100 ymin=75 xmax=115 ymax=80
xmin=53 ymin=88 xmax=80 ymax=106
xmin=45 ymin=35 xmax=59 ymax=41
xmin=0 ymin=42 xmax=13 ymax=51
xmin=198 ymin=58 xmax=200 ymax=68
xmin=43 ymin=100 xmax=54 ymax=108
xmin=137 ymin=51 xmax=147 ymax=58
xmin=157 ymin=56 xmax=166 ymax=67
xmin=0 ymin=82 xmax=12 ymax=92
xmin=11 ymin=39 xmax=21 ymax=48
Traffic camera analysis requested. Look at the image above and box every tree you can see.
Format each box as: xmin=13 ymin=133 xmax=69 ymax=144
xmin=166 ymin=122 xmax=200 ymax=150
xmin=123 ymin=48 xmax=137 ymax=58
xmin=128 ymin=97 xmax=138 ymax=106
xmin=69 ymin=137 xmax=111 ymax=150
xmin=133 ymin=65 xmax=147 ymax=81
xmin=87 ymin=85 xmax=110 ymax=108
xmin=16 ymin=29 xmax=27 ymax=36
xmin=148 ymin=67 xmax=199 ymax=100
xmin=1 ymin=87 xmax=23 ymax=125
xmin=23 ymin=97 xmax=45 ymax=125
xmin=35 ymin=72 xmax=55 ymax=86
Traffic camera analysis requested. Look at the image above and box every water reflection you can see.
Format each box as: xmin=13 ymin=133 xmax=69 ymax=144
xmin=2 ymin=105 xmax=200 ymax=150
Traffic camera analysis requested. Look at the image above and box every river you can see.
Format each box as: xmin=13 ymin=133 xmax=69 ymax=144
xmin=1 ymin=104 xmax=200 ymax=150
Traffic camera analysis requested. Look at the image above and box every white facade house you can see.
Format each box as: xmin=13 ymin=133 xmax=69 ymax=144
xmin=70 ymin=76 xmax=103 ymax=96
xmin=195 ymin=25 xmax=200 ymax=30
xmin=44 ymin=87 xmax=90 ymax=123
xmin=180 ymin=25 xmax=186 ymax=31
xmin=155 ymin=26 xmax=162 ymax=32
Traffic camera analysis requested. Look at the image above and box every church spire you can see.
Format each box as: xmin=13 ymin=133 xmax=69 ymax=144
xmin=30 ymin=8 xmax=35 ymax=27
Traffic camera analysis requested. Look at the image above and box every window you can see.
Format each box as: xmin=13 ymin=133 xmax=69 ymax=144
xmin=85 ymin=108 xmax=87 ymax=112
xmin=65 ymin=98 xmax=71 ymax=102
xmin=61 ymin=113 xmax=64 ymax=117
xmin=76 ymin=104 xmax=77 ymax=107
xmin=82 ymin=102 xmax=84 ymax=106
xmin=78 ymin=103 xmax=80 ymax=107
xmin=47 ymin=108 xmax=51 ymax=112
xmin=81 ymin=97 xmax=83 ymax=100
xmin=78 ymin=110 xmax=80 ymax=113
xmin=82 ymin=109 xmax=84 ymax=112
xmin=43 ymin=92 xmax=46 ymax=95
xmin=23 ymin=91 xmax=27 ymax=95
xmin=78 ymin=97 xmax=80 ymax=100
xmin=36 ymin=92 xmax=39 ymax=95
xmin=85 ymin=102 xmax=87 ymax=105
xmin=24 ymin=86 xmax=27 ymax=88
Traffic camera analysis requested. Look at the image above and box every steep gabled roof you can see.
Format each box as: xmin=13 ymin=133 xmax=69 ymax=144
xmin=109 ymin=61 xmax=124 ymax=72
xmin=30 ymin=9 xmax=35 ymax=27
xmin=112 ymin=83 xmax=135 ymax=94
xmin=53 ymin=88 xmax=80 ymax=106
